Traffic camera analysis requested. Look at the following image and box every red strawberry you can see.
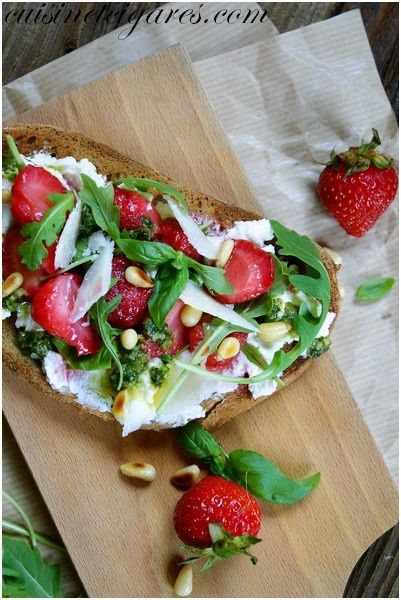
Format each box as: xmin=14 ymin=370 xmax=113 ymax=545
xmin=188 ymin=314 xmax=212 ymax=351
xmin=214 ymin=239 xmax=274 ymax=304
xmin=156 ymin=218 xmax=200 ymax=260
xmin=174 ymin=475 xmax=261 ymax=548
xmin=2 ymin=227 xmax=57 ymax=298
xmin=11 ymin=165 xmax=66 ymax=225
xmin=114 ymin=188 xmax=160 ymax=236
xmin=143 ymin=300 xmax=188 ymax=358
xmin=317 ymin=129 xmax=398 ymax=237
xmin=205 ymin=332 xmax=248 ymax=372
xmin=106 ymin=256 xmax=152 ymax=329
xmin=31 ymin=273 xmax=100 ymax=355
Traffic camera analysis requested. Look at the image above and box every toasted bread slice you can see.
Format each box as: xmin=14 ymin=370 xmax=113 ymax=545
xmin=2 ymin=125 xmax=340 ymax=430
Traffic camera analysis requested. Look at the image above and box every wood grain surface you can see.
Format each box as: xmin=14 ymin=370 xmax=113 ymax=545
xmin=3 ymin=45 xmax=398 ymax=598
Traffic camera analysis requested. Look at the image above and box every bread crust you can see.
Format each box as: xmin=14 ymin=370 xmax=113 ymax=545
xmin=2 ymin=125 xmax=340 ymax=431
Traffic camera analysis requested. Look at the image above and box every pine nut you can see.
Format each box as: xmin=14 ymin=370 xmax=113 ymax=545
xmin=174 ymin=565 xmax=193 ymax=597
xmin=322 ymin=246 xmax=342 ymax=266
xmin=112 ymin=389 xmax=129 ymax=419
xmin=2 ymin=272 xmax=23 ymax=298
xmin=170 ymin=464 xmax=200 ymax=489
xmin=120 ymin=328 xmax=138 ymax=350
xmin=217 ymin=336 xmax=240 ymax=359
xmin=215 ymin=239 xmax=234 ymax=268
xmin=180 ymin=305 xmax=202 ymax=327
xmin=2 ymin=189 xmax=11 ymax=203
xmin=120 ymin=462 xmax=156 ymax=482
xmin=258 ymin=322 xmax=292 ymax=343
xmin=125 ymin=266 xmax=154 ymax=288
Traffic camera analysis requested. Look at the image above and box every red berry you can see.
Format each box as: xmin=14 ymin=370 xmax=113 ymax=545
xmin=31 ymin=273 xmax=101 ymax=356
xmin=156 ymin=218 xmax=200 ymax=260
xmin=11 ymin=165 xmax=66 ymax=225
xmin=114 ymin=188 xmax=160 ymax=235
xmin=214 ymin=239 xmax=274 ymax=304
xmin=318 ymin=163 xmax=398 ymax=237
xmin=188 ymin=314 xmax=212 ymax=351
xmin=205 ymin=332 xmax=248 ymax=372
xmin=2 ymin=227 xmax=57 ymax=298
xmin=174 ymin=475 xmax=261 ymax=548
xmin=106 ymin=256 xmax=152 ymax=329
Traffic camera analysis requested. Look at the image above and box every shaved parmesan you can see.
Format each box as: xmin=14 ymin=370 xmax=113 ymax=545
xmin=165 ymin=196 xmax=221 ymax=260
xmin=179 ymin=281 xmax=258 ymax=332
xmin=54 ymin=199 xmax=82 ymax=269
xmin=70 ymin=238 xmax=114 ymax=322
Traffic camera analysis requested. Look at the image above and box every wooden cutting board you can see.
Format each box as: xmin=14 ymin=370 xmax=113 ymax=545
xmin=3 ymin=45 xmax=397 ymax=598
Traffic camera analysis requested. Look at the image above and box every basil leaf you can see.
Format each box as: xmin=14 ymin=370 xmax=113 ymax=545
xmin=80 ymin=174 xmax=120 ymax=234
xmin=116 ymin=237 xmax=177 ymax=265
xmin=227 ymin=450 xmax=321 ymax=504
xmin=115 ymin=177 xmax=187 ymax=210
xmin=148 ymin=263 xmax=189 ymax=327
xmin=90 ymin=296 xmax=123 ymax=389
xmin=53 ymin=339 xmax=111 ymax=371
xmin=178 ymin=423 xmax=226 ymax=475
xmin=18 ymin=192 xmax=75 ymax=271
xmin=188 ymin=260 xmax=234 ymax=295
xmin=2 ymin=536 xmax=63 ymax=597
xmin=241 ymin=342 xmax=268 ymax=370
xmin=356 ymin=277 xmax=395 ymax=302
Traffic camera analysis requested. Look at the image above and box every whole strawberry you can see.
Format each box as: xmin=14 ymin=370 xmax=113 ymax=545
xmin=317 ymin=129 xmax=398 ymax=237
xmin=173 ymin=475 xmax=261 ymax=569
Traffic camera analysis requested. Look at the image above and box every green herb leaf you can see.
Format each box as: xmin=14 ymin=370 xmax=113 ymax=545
xmin=89 ymin=296 xmax=123 ymax=389
xmin=241 ymin=342 xmax=268 ymax=370
xmin=2 ymin=536 xmax=62 ymax=597
xmin=187 ymin=260 xmax=234 ymax=295
xmin=356 ymin=277 xmax=395 ymax=302
xmin=18 ymin=192 xmax=75 ymax=271
xmin=79 ymin=174 xmax=120 ymax=234
xmin=177 ymin=423 xmax=226 ymax=475
xmin=5 ymin=135 xmax=25 ymax=171
xmin=116 ymin=236 xmax=177 ymax=265
xmin=53 ymin=339 xmax=111 ymax=371
xmin=227 ymin=450 xmax=320 ymax=504
xmin=148 ymin=263 xmax=189 ymax=327
xmin=268 ymin=256 xmax=287 ymax=295
xmin=115 ymin=177 xmax=188 ymax=210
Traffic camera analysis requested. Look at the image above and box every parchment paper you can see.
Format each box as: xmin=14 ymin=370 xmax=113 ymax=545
xmin=2 ymin=5 xmax=398 ymax=595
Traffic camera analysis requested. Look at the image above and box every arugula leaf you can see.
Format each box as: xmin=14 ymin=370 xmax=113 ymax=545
xmin=18 ymin=192 xmax=74 ymax=271
xmin=115 ymin=177 xmax=188 ymax=210
xmin=148 ymin=263 xmax=189 ymax=327
xmin=241 ymin=342 xmax=268 ymax=370
xmin=178 ymin=424 xmax=321 ymax=505
xmin=2 ymin=536 xmax=62 ymax=598
xmin=187 ymin=260 xmax=234 ymax=295
xmin=356 ymin=277 xmax=395 ymax=302
xmin=90 ymin=296 xmax=123 ymax=389
xmin=79 ymin=174 xmax=120 ymax=234
xmin=227 ymin=450 xmax=321 ymax=504
xmin=5 ymin=135 xmax=25 ymax=171
xmin=177 ymin=422 xmax=226 ymax=475
xmin=268 ymin=256 xmax=287 ymax=295
xmin=53 ymin=339 xmax=111 ymax=371
xmin=116 ymin=236 xmax=177 ymax=265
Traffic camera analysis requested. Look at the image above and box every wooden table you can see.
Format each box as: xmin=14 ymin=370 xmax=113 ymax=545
xmin=2 ymin=3 xmax=398 ymax=597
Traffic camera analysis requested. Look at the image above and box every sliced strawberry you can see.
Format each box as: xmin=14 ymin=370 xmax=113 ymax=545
xmin=31 ymin=273 xmax=101 ymax=356
xmin=205 ymin=332 xmax=248 ymax=372
xmin=2 ymin=227 xmax=57 ymax=298
xmin=188 ymin=314 xmax=212 ymax=351
xmin=11 ymin=165 xmax=66 ymax=225
xmin=106 ymin=256 xmax=153 ymax=329
xmin=143 ymin=299 xmax=188 ymax=358
xmin=114 ymin=188 xmax=160 ymax=236
xmin=214 ymin=239 xmax=274 ymax=304
xmin=156 ymin=218 xmax=201 ymax=260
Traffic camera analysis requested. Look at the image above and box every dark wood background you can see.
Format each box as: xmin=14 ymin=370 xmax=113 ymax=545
xmin=2 ymin=2 xmax=399 ymax=598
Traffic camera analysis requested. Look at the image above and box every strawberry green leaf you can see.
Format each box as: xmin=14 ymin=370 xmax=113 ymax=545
xmin=356 ymin=277 xmax=395 ymax=302
xmin=18 ymin=192 xmax=74 ymax=271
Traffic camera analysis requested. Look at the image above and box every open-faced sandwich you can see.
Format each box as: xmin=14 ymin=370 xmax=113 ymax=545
xmin=2 ymin=126 xmax=340 ymax=434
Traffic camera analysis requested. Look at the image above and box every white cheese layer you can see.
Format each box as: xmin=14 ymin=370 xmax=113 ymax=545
xmin=225 ymin=218 xmax=274 ymax=246
xmin=24 ymin=152 xmax=107 ymax=189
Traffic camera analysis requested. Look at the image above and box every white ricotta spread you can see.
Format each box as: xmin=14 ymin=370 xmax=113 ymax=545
xmin=2 ymin=203 xmax=13 ymax=234
xmin=15 ymin=304 xmax=43 ymax=331
xmin=225 ymin=218 xmax=274 ymax=246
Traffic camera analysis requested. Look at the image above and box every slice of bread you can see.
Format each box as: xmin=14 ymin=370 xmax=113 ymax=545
xmin=2 ymin=125 xmax=340 ymax=430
